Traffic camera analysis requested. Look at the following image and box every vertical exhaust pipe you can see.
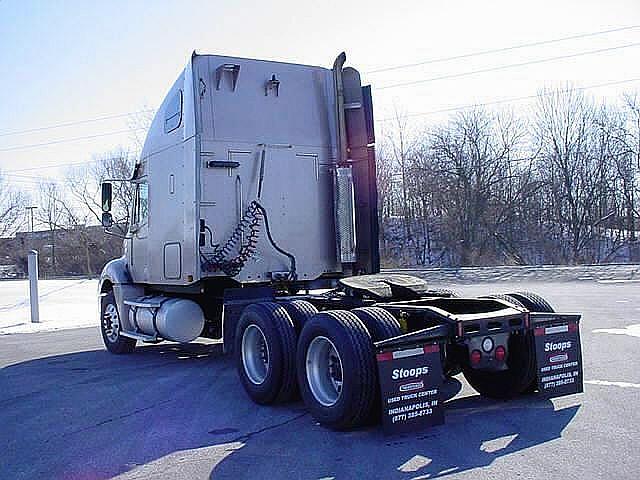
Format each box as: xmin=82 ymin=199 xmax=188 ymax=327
xmin=333 ymin=52 xmax=348 ymax=167
xmin=332 ymin=52 xmax=357 ymax=267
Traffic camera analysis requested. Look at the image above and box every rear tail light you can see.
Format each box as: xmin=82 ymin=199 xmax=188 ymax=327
xmin=495 ymin=345 xmax=506 ymax=362
xmin=470 ymin=349 xmax=482 ymax=365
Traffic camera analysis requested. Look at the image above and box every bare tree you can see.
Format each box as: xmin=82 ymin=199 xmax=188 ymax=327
xmin=533 ymin=87 xmax=614 ymax=263
xmin=428 ymin=108 xmax=526 ymax=264
xmin=35 ymin=182 xmax=68 ymax=275
xmin=0 ymin=172 xmax=26 ymax=238
xmin=127 ymin=107 xmax=155 ymax=152
xmin=66 ymin=148 xmax=136 ymax=230
xmin=375 ymin=87 xmax=640 ymax=268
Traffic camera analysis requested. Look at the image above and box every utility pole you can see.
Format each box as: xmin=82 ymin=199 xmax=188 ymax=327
xmin=25 ymin=206 xmax=38 ymax=232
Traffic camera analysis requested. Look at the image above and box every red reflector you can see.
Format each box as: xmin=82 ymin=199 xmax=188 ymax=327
xmin=534 ymin=327 xmax=545 ymax=336
xmin=568 ymin=322 xmax=578 ymax=332
xmin=424 ymin=344 xmax=440 ymax=354
xmin=470 ymin=350 xmax=482 ymax=365
xmin=376 ymin=352 xmax=393 ymax=362
xmin=495 ymin=345 xmax=506 ymax=362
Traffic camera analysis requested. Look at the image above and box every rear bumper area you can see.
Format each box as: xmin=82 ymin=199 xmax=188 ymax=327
xmin=372 ymin=307 xmax=583 ymax=434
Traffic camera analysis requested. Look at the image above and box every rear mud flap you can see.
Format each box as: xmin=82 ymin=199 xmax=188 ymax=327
xmin=376 ymin=342 xmax=445 ymax=434
xmin=531 ymin=313 xmax=584 ymax=397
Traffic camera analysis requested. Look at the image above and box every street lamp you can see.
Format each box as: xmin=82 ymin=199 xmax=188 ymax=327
xmin=25 ymin=206 xmax=38 ymax=232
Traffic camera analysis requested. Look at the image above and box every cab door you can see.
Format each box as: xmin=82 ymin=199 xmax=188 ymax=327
xmin=128 ymin=180 xmax=149 ymax=282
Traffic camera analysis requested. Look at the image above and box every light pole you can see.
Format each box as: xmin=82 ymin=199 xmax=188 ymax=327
xmin=25 ymin=206 xmax=38 ymax=232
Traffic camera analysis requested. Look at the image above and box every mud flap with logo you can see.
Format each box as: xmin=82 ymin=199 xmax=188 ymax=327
xmin=532 ymin=314 xmax=584 ymax=397
xmin=376 ymin=343 xmax=444 ymax=434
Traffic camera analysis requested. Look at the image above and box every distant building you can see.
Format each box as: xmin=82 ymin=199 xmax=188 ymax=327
xmin=0 ymin=225 xmax=124 ymax=278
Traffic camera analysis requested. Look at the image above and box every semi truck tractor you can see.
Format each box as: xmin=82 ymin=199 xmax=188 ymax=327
xmin=99 ymin=52 xmax=583 ymax=431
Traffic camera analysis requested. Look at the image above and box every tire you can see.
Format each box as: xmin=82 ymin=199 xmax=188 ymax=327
xmin=235 ymin=302 xmax=298 ymax=404
xmin=506 ymin=291 xmax=555 ymax=313
xmin=351 ymin=307 xmax=402 ymax=341
xmin=442 ymin=344 xmax=462 ymax=378
xmin=297 ymin=310 xmax=377 ymax=430
xmin=506 ymin=292 xmax=555 ymax=393
xmin=481 ymin=293 xmax=526 ymax=309
xmin=100 ymin=291 xmax=136 ymax=354
xmin=280 ymin=300 xmax=318 ymax=334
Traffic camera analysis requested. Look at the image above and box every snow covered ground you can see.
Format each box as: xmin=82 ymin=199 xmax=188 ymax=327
xmin=0 ymin=263 xmax=638 ymax=335
xmin=0 ymin=279 xmax=99 ymax=334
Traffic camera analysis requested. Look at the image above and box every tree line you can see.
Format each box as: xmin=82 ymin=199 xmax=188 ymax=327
xmin=0 ymin=109 xmax=154 ymax=277
xmin=377 ymin=87 xmax=640 ymax=267
xmin=1 ymin=87 xmax=639 ymax=275
xmin=0 ymin=149 xmax=137 ymax=277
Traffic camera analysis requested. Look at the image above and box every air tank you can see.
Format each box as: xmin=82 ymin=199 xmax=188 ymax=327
xmin=128 ymin=297 xmax=205 ymax=343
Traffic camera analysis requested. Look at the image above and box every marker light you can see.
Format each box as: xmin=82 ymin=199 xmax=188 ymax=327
xmin=495 ymin=345 xmax=506 ymax=362
xmin=470 ymin=350 xmax=482 ymax=365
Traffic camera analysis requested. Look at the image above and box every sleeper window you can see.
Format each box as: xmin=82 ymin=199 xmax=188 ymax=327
xmin=164 ymin=90 xmax=183 ymax=133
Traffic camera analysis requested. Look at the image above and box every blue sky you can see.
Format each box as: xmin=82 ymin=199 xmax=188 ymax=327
xmin=1 ymin=0 xmax=640 ymax=193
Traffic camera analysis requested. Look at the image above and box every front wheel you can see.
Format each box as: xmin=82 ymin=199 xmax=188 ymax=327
xmin=100 ymin=291 xmax=136 ymax=354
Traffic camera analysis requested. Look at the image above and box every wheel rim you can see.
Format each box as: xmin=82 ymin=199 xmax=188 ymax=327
xmin=103 ymin=303 xmax=120 ymax=343
xmin=306 ymin=336 xmax=343 ymax=407
xmin=241 ymin=324 xmax=270 ymax=385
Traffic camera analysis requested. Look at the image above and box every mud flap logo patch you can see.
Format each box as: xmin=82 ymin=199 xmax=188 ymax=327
xmin=534 ymin=320 xmax=583 ymax=397
xmin=376 ymin=343 xmax=444 ymax=435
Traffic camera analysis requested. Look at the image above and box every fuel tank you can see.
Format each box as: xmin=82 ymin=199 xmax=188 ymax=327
xmin=128 ymin=297 xmax=205 ymax=343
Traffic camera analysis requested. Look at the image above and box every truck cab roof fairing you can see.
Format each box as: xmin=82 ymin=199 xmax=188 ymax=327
xmin=140 ymin=57 xmax=196 ymax=161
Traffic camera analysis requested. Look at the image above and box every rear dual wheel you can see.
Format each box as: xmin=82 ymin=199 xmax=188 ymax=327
xmin=235 ymin=300 xmax=318 ymax=405
xmin=297 ymin=308 xmax=402 ymax=430
xmin=236 ymin=302 xmax=405 ymax=429
xmin=235 ymin=302 xmax=298 ymax=404
xmin=296 ymin=310 xmax=377 ymax=430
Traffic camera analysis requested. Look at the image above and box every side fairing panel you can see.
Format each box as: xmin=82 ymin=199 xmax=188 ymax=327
xmin=129 ymin=65 xmax=199 ymax=285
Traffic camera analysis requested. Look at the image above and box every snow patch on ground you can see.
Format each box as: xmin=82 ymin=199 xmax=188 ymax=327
xmin=0 ymin=279 xmax=99 ymax=334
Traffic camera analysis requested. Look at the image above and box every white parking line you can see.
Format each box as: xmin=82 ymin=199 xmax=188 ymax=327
xmin=597 ymin=279 xmax=640 ymax=284
xmin=585 ymin=380 xmax=640 ymax=389
xmin=593 ymin=324 xmax=640 ymax=338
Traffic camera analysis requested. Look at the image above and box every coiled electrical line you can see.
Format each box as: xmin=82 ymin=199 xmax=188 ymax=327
xmin=200 ymin=200 xmax=296 ymax=280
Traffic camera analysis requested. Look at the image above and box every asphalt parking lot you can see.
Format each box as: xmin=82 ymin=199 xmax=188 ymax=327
xmin=1 ymin=281 xmax=638 ymax=479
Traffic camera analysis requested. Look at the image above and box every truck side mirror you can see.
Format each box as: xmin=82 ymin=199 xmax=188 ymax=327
xmin=101 ymin=182 xmax=113 ymax=212
xmin=101 ymin=212 xmax=113 ymax=228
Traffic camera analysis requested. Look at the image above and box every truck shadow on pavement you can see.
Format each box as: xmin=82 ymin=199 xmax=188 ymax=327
xmin=210 ymin=388 xmax=580 ymax=479
xmin=1 ymin=334 xmax=579 ymax=480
